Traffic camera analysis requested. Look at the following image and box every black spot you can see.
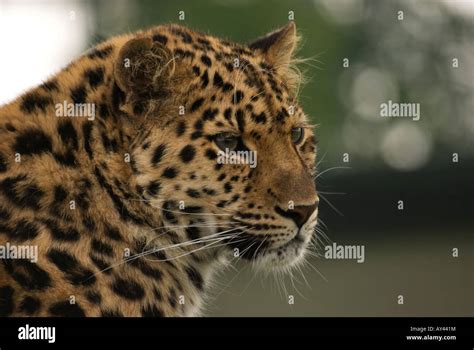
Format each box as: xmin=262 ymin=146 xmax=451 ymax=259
xmin=276 ymin=108 xmax=289 ymax=123
xmin=152 ymin=144 xmax=166 ymax=165
xmin=85 ymin=291 xmax=102 ymax=305
xmin=203 ymin=187 xmax=217 ymax=196
xmin=201 ymin=70 xmax=209 ymax=88
xmin=162 ymin=167 xmax=177 ymax=178
xmin=5 ymin=219 xmax=40 ymax=242
xmin=82 ymin=215 xmax=96 ymax=232
xmin=176 ymin=121 xmax=186 ymax=136
xmin=101 ymin=132 xmax=118 ymax=153
xmin=49 ymin=301 xmax=85 ymax=317
xmin=14 ymin=129 xmax=52 ymax=156
xmin=111 ymin=83 xmax=125 ymax=111
xmin=192 ymin=66 xmax=200 ymax=76
xmin=225 ymin=63 xmax=234 ymax=72
xmin=181 ymin=206 xmax=202 ymax=214
xmin=186 ymin=266 xmax=204 ymax=290
xmin=47 ymin=249 xmax=96 ymax=286
xmin=205 ymin=149 xmax=217 ymax=160
xmin=235 ymin=109 xmax=245 ymax=132
xmin=194 ymin=120 xmax=203 ymax=130
xmin=168 ymin=288 xmax=177 ymax=309
xmin=57 ymin=120 xmax=79 ymax=150
xmin=41 ymin=80 xmax=59 ymax=92
xmin=111 ymin=278 xmax=145 ymax=300
xmin=224 ymin=182 xmax=233 ymax=193
xmin=19 ymin=296 xmax=41 ymax=315
xmin=217 ymin=200 xmax=228 ymax=208
xmin=93 ymin=167 xmax=147 ymax=226
xmin=185 ymin=226 xmax=200 ymax=240
xmin=186 ymin=188 xmax=200 ymax=198
xmin=152 ymin=34 xmax=168 ymax=44
xmin=2 ymin=259 xmax=51 ymax=291
xmin=213 ymin=72 xmax=224 ymax=87
xmin=198 ymin=38 xmax=211 ymax=46
xmin=54 ymin=151 xmax=77 ymax=167
xmin=222 ymin=82 xmax=233 ymax=92
xmin=171 ymin=28 xmax=193 ymax=43
xmin=147 ymin=181 xmax=161 ymax=196
xmin=0 ymin=153 xmax=7 ymax=173
xmin=20 ymin=93 xmax=52 ymax=113
xmin=89 ymin=254 xmax=111 ymax=274
xmin=99 ymin=103 xmax=110 ymax=119
xmin=104 ymin=226 xmax=122 ymax=241
xmin=162 ymin=201 xmax=178 ymax=224
xmin=190 ymin=97 xmax=204 ymax=112
xmin=224 ymin=108 xmax=232 ymax=121
xmin=87 ymin=45 xmax=113 ymax=59
xmin=142 ymin=305 xmax=164 ymax=317
xmin=252 ymin=112 xmax=267 ymax=124
xmin=42 ymin=219 xmax=79 ymax=242
xmin=91 ymin=239 xmax=114 ymax=257
xmin=0 ymin=175 xmax=44 ymax=210
xmin=70 ymin=85 xmax=87 ymax=104
xmin=179 ymin=145 xmax=196 ymax=163
xmin=5 ymin=123 xmax=16 ymax=132
xmin=53 ymin=185 xmax=67 ymax=204
xmin=233 ymin=90 xmax=244 ymax=104
xmin=0 ymin=207 xmax=10 ymax=221
xmin=153 ymin=288 xmax=163 ymax=301
xmin=201 ymin=55 xmax=212 ymax=67
xmin=191 ymin=131 xmax=202 ymax=140
xmin=82 ymin=123 xmax=94 ymax=159
xmin=202 ymin=108 xmax=218 ymax=121
xmin=174 ymin=48 xmax=194 ymax=59
xmin=129 ymin=259 xmax=163 ymax=281
xmin=0 ymin=286 xmax=14 ymax=316
xmin=85 ymin=67 xmax=104 ymax=88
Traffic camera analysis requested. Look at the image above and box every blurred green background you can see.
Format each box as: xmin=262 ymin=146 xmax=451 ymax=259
xmin=0 ymin=0 xmax=472 ymax=316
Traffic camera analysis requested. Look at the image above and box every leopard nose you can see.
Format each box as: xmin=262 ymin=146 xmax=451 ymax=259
xmin=275 ymin=202 xmax=318 ymax=228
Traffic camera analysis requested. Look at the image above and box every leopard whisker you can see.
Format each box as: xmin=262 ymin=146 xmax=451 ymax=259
xmin=87 ymin=226 xmax=246 ymax=278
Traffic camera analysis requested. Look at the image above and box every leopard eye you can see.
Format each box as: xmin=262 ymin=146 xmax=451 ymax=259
xmin=291 ymin=127 xmax=304 ymax=145
xmin=214 ymin=132 xmax=239 ymax=151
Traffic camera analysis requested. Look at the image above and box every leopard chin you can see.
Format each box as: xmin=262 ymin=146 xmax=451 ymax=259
xmin=225 ymin=208 xmax=318 ymax=270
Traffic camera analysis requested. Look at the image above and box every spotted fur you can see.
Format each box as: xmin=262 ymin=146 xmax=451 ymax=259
xmin=0 ymin=22 xmax=318 ymax=316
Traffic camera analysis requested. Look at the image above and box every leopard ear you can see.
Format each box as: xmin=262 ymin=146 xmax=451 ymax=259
xmin=249 ymin=22 xmax=298 ymax=70
xmin=114 ymin=37 xmax=174 ymax=93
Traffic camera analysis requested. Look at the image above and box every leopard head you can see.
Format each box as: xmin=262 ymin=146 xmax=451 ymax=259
xmin=114 ymin=23 xmax=318 ymax=270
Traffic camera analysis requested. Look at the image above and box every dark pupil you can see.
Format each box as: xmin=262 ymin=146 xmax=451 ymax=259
xmin=292 ymin=128 xmax=302 ymax=143
xmin=222 ymin=138 xmax=236 ymax=149
xmin=216 ymin=134 xmax=238 ymax=150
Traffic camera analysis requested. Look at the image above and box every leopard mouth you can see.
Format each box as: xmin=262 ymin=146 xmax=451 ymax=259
xmin=226 ymin=229 xmax=309 ymax=265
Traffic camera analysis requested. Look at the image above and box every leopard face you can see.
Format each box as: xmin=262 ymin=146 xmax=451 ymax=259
xmin=126 ymin=23 xmax=319 ymax=270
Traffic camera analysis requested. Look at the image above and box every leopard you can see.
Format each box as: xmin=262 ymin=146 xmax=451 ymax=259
xmin=0 ymin=22 xmax=319 ymax=317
